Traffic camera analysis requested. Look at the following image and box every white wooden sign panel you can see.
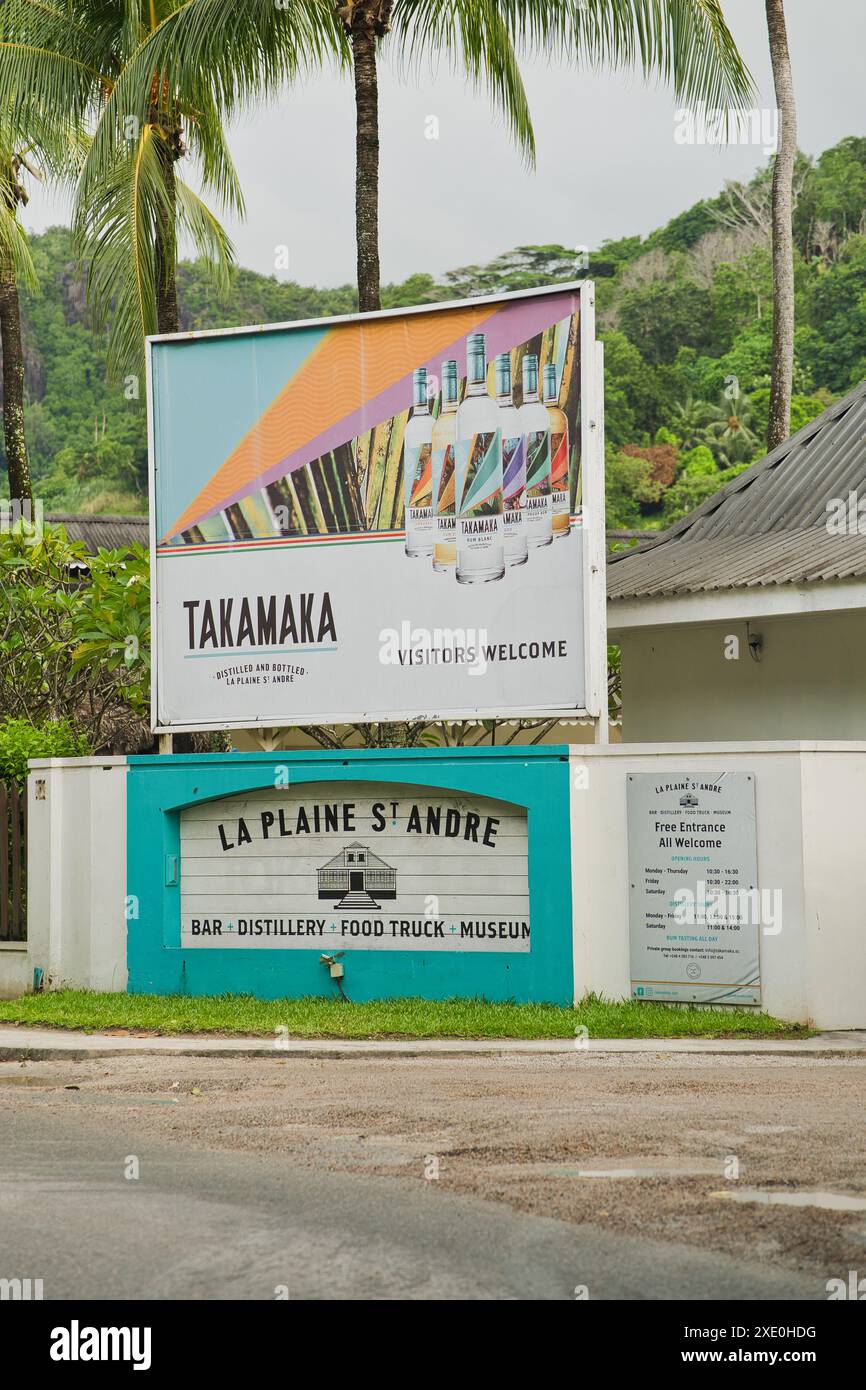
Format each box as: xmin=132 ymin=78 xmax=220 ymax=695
xmin=179 ymin=781 xmax=530 ymax=952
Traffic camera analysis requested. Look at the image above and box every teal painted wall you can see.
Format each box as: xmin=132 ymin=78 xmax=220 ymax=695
xmin=126 ymin=747 xmax=573 ymax=1004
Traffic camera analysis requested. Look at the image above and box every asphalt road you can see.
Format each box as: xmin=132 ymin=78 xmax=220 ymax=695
xmin=1 ymin=1052 xmax=863 ymax=1300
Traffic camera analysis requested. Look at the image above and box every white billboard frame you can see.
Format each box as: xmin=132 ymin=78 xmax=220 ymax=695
xmin=146 ymin=280 xmax=607 ymax=735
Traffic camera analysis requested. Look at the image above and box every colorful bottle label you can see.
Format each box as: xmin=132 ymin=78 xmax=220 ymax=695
xmin=550 ymin=430 xmax=568 ymax=495
xmin=502 ymin=434 xmax=526 ymax=535
xmin=455 ymin=431 xmax=503 ymax=520
xmin=404 ymin=441 xmax=433 ymax=520
xmin=432 ymin=442 xmax=456 ymax=564
xmin=525 ymin=428 xmax=551 ymax=505
xmin=433 ymin=443 xmax=456 ymax=523
xmin=551 ymin=427 xmax=570 ymax=535
xmin=455 ymin=430 xmax=503 ymax=568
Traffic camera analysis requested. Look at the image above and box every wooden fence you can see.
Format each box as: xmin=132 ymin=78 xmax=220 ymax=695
xmin=0 ymin=781 xmax=26 ymax=941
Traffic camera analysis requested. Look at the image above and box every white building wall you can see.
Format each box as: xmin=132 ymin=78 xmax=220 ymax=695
xmin=617 ymin=611 xmax=866 ymax=743
xmin=570 ymin=743 xmax=866 ymax=1029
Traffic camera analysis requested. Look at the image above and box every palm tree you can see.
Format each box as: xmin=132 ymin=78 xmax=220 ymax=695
xmin=341 ymin=0 xmax=755 ymax=312
xmin=0 ymin=1 xmax=346 ymax=380
xmin=0 ymin=137 xmax=39 ymax=503
xmin=0 ymin=104 xmax=85 ymax=502
xmin=700 ymin=394 xmax=760 ymax=468
xmin=764 ymin=0 xmax=797 ymax=450
xmin=670 ymin=395 xmax=715 ymax=451
xmin=337 ymin=0 xmax=535 ymax=311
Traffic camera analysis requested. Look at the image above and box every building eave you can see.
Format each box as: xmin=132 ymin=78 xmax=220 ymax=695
xmin=608 ymin=576 xmax=866 ymax=635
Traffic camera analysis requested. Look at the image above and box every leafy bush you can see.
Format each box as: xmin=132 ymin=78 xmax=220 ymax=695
xmin=679 ymin=444 xmax=717 ymax=477
xmin=0 ymin=523 xmax=150 ymax=748
xmin=662 ymin=462 xmax=751 ymax=525
xmin=0 ymin=718 xmax=89 ymax=785
xmin=605 ymin=449 xmax=665 ymax=528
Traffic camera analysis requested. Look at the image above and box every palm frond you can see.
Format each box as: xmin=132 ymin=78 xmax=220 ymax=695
xmin=174 ymin=175 xmax=236 ymax=296
xmin=0 ymin=0 xmax=112 ymax=133
xmin=75 ymin=125 xmax=174 ymax=381
xmin=79 ymin=0 xmax=347 ymax=205
xmin=394 ymin=1 xmax=754 ymax=117
xmin=179 ymin=85 xmax=245 ymax=216
xmin=391 ymin=0 xmax=536 ymax=165
xmin=4 ymin=99 xmax=90 ymax=183
xmin=0 ymin=200 xmax=39 ymax=293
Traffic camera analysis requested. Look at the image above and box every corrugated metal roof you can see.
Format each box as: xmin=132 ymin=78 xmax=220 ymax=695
xmin=46 ymin=513 xmax=149 ymax=552
xmin=608 ymin=379 xmax=866 ymax=600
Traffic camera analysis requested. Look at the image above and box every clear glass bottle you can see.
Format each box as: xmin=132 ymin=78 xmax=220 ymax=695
xmin=431 ymin=358 xmax=459 ymax=571
xmin=519 ymin=354 xmax=552 ymax=548
xmin=403 ymin=367 xmax=434 ymax=558
xmin=544 ymin=362 xmax=570 ymax=538
xmin=454 ymin=332 xmax=504 ymax=583
xmin=495 ymin=352 xmax=528 ymax=567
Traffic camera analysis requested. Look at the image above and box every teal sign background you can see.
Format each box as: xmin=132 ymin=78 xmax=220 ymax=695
xmin=126 ymin=747 xmax=573 ymax=1004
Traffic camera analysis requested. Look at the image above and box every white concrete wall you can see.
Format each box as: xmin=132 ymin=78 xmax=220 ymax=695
xmin=5 ymin=747 xmax=863 ymax=1029
xmin=617 ymin=612 xmax=866 ymax=743
xmin=570 ymin=743 xmax=866 ymax=1029
xmin=0 ymin=943 xmax=33 ymax=999
xmin=20 ymin=758 xmax=128 ymax=994
xmin=798 ymin=750 xmax=866 ymax=1030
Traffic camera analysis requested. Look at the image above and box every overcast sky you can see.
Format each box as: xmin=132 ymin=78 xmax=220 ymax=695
xmin=20 ymin=0 xmax=866 ymax=288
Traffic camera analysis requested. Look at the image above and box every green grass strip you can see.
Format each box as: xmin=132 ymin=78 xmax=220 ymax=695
xmin=0 ymin=990 xmax=812 ymax=1040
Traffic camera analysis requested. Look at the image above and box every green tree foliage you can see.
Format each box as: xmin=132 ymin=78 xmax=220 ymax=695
xmin=177 ymin=262 xmax=358 ymax=329
xmin=438 ymin=245 xmax=586 ymax=299
xmin=0 ymin=523 xmax=150 ymax=747
xmin=605 ymin=447 xmax=664 ymax=529
xmin=600 ymin=330 xmax=669 ymax=445
xmin=644 ymin=195 xmax=727 ymax=253
xmin=747 ymin=387 xmax=828 ymax=445
xmin=616 ymin=277 xmax=715 ymax=366
xmin=662 ymin=461 xmax=750 ymax=525
xmin=795 ymin=136 xmax=866 ymax=253
xmin=710 ymin=246 xmax=774 ymax=350
xmin=801 ymin=235 xmax=866 ymax=391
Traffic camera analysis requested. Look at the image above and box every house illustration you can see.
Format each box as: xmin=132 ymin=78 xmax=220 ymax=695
xmin=317 ymin=842 xmax=397 ymax=909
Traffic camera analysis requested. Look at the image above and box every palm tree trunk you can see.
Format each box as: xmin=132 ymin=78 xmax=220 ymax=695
xmin=347 ymin=2 xmax=392 ymax=313
xmin=154 ymin=134 xmax=179 ymax=335
xmin=351 ymin=20 xmax=381 ymax=311
xmin=0 ymin=251 xmax=32 ymax=504
xmin=765 ymin=0 xmax=797 ymax=451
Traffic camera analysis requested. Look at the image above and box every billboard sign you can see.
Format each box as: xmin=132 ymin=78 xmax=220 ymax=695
xmin=147 ymin=282 xmax=605 ymax=731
